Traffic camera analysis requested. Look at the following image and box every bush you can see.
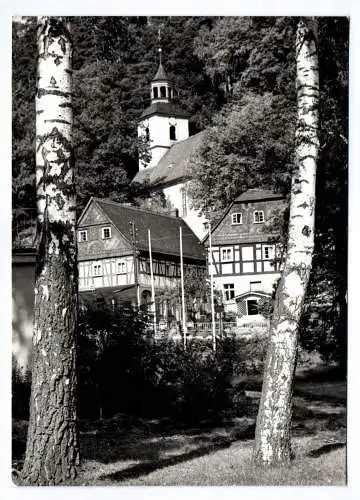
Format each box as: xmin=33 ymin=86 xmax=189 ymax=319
xmin=77 ymin=303 xmax=247 ymax=423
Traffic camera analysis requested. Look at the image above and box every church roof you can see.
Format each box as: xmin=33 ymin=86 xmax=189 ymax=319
xmin=140 ymin=101 xmax=190 ymax=120
xmin=152 ymin=62 xmax=168 ymax=82
xmin=89 ymin=198 xmax=205 ymax=261
xmin=132 ymin=131 xmax=205 ymax=188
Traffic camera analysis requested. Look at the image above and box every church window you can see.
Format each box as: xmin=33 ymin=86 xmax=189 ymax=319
xmin=153 ymin=87 xmax=158 ymax=99
xmin=181 ymin=189 xmax=187 ymax=217
xmin=169 ymin=125 xmax=176 ymax=140
xmin=160 ymin=86 xmax=166 ymax=98
xmin=145 ymin=126 xmax=150 ymax=141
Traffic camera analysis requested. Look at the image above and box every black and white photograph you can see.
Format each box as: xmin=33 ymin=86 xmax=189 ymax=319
xmin=8 ymin=7 xmax=353 ymax=492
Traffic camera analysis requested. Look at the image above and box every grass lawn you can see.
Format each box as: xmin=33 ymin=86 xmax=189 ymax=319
xmin=12 ymin=375 xmax=346 ymax=486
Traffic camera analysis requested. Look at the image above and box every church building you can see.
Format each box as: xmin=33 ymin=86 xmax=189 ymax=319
xmin=132 ymin=57 xmax=207 ymax=240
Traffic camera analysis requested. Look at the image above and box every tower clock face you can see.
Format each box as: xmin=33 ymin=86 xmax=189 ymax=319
xmin=169 ymin=117 xmax=177 ymax=126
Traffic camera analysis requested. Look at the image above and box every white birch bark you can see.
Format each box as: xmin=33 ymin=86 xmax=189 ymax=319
xmin=21 ymin=17 xmax=79 ymax=485
xmin=252 ymin=18 xmax=319 ymax=466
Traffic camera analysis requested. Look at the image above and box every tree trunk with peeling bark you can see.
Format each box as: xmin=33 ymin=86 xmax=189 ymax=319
xmin=21 ymin=17 xmax=79 ymax=485
xmin=253 ymin=18 xmax=319 ymax=466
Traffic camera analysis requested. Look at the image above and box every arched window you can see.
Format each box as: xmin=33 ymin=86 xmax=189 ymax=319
xmin=153 ymin=87 xmax=158 ymax=99
xmin=145 ymin=127 xmax=150 ymax=142
xmin=181 ymin=189 xmax=187 ymax=217
xmin=169 ymin=125 xmax=176 ymax=141
xmin=160 ymin=86 xmax=166 ymax=98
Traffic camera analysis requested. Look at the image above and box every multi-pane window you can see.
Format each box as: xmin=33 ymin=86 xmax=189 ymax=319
xmin=117 ymin=260 xmax=126 ymax=274
xmin=221 ymin=247 xmax=233 ymax=261
xmin=263 ymin=245 xmax=275 ymax=260
xmin=93 ymin=263 xmax=102 ymax=276
xmin=223 ymin=283 xmax=235 ymax=301
xmin=78 ymin=230 xmax=88 ymax=242
xmin=102 ymin=227 xmax=112 ymax=239
xmin=231 ymin=213 xmax=243 ymax=225
xmin=253 ymin=210 xmax=264 ymax=223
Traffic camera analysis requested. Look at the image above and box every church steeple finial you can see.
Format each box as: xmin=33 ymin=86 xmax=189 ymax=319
xmin=150 ymin=26 xmax=173 ymax=103
xmin=158 ymin=28 xmax=162 ymax=65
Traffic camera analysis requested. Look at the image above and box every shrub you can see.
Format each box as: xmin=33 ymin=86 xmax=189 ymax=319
xmin=77 ymin=303 xmax=247 ymax=423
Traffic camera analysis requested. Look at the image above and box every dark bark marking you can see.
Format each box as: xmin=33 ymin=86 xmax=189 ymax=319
xmin=302 ymin=225 xmax=311 ymax=237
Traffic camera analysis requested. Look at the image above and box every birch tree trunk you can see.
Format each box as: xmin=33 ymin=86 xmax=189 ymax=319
xmin=21 ymin=17 xmax=79 ymax=485
xmin=252 ymin=18 xmax=319 ymax=466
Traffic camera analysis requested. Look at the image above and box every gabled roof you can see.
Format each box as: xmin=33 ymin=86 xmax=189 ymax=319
xmin=202 ymin=188 xmax=285 ymax=246
xmin=80 ymin=198 xmax=205 ymax=261
xmin=152 ymin=62 xmax=168 ymax=82
xmin=140 ymin=101 xmax=190 ymax=120
xmin=132 ymin=131 xmax=205 ymax=188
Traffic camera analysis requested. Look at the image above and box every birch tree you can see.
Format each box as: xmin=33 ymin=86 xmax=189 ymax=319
xmin=21 ymin=17 xmax=79 ymax=485
xmin=253 ymin=18 xmax=319 ymax=466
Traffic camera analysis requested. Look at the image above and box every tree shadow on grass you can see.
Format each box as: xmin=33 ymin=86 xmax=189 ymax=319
xmin=97 ymin=438 xmax=233 ymax=483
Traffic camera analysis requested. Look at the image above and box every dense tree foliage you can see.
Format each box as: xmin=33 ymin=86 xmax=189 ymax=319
xmin=12 ymin=16 xmax=348 ymax=365
xmin=12 ymin=16 xmax=223 ymax=213
xmin=189 ymin=16 xmax=348 ymax=366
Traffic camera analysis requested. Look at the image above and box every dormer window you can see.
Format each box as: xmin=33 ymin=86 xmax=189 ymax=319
xmin=102 ymin=227 xmax=112 ymax=239
xmin=169 ymin=125 xmax=176 ymax=140
xmin=254 ymin=210 xmax=264 ymax=223
xmin=78 ymin=230 xmax=88 ymax=242
xmin=231 ymin=213 xmax=243 ymax=225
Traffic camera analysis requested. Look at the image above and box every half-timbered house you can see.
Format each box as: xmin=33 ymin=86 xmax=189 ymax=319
xmin=77 ymin=198 xmax=206 ymax=319
xmin=203 ymin=189 xmax=286 ymax=324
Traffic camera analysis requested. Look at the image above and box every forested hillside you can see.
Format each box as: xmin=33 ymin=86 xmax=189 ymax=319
xmin=12 ymin=16 xmax=348 ymax=365
xmin=12 ymin=16 xmax=224 ymax=213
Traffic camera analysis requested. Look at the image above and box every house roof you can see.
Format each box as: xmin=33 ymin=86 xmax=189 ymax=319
xmin=152 ymin=62 xmax=168 ymax=82
xmin=86 ymin=198 xmax=205 ymax=261
xmin=132 ymin=131 xmax=205 ymax=188
xmin=210 ymin=233 xmax=280 ymax=246
xmin=234 ymin=189 xmax=283 ymax=203
xmin=140 ymin=101 xmax=190 ymax=120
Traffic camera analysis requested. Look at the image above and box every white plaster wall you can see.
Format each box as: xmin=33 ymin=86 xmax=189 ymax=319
xmin=163 ymin=182 xmax=208 ymax=240
xmin=138 ymin=115 xmax=189 ymax=170
xmin=211 ymin=272 xmax=281 ymax=313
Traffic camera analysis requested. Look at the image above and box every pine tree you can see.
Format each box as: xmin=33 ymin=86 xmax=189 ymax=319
xmin=21 ymin=17 xmax=79 ymax=485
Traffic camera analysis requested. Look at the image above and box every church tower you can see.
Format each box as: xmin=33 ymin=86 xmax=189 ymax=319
xmin=138 ymin=47 xmax=190 ymax=170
